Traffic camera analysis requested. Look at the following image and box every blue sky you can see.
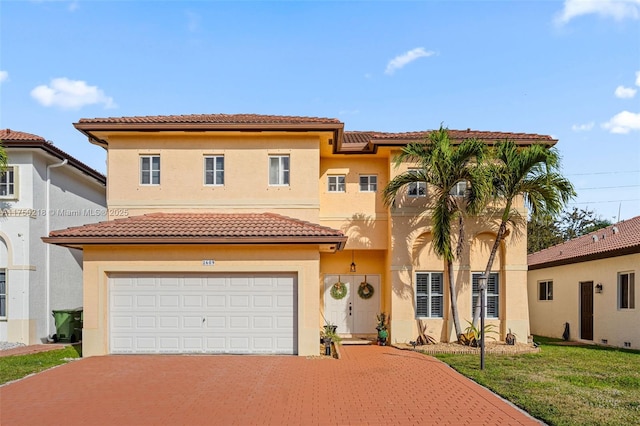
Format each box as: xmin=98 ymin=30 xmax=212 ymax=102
xmin=1 ymin=0 xmax=639 ymax=222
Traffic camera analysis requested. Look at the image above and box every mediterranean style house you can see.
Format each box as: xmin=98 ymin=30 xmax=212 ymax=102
xmin=0 ymin=129 xmax=106 ymax=344
xmin=528 ymin=216 xmax=639 ymax=350
xmin=44 ymin=114 xmax=552 ymax=357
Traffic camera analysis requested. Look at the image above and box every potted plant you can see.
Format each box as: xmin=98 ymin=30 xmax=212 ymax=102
xmin=376 ymin=312 xmax=389 ymax=345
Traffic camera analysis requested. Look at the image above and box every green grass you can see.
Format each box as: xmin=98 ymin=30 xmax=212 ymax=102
xmin=432 ymin=336 xmax=640 ymax=426
xmin=0 ymin=345 xmax=82 ymax=385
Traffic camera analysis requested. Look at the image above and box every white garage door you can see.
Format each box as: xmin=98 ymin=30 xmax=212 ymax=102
xmin=109 ymin=273 xmax=297 ymax=354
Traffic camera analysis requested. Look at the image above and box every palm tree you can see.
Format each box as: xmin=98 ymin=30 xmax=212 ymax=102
xmin=472 ymin=140 xmax=575 ymax=324
xmin=383 ymin=127 xmax=489 ymax=340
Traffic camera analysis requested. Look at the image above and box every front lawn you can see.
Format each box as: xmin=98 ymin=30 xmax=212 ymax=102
xmin=432 ymin=336 xmax=640 ymax=426
xmin=0 ymin=345 xmax=82 ymax=385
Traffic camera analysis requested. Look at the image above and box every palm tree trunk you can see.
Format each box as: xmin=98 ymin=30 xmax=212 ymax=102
xmin=472 ymin=220 xmax=508 ymax=326
xmin=447 ymin=259 xmax=463 ymax=340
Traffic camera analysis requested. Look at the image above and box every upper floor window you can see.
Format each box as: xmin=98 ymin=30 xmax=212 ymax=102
xmin=415 ymin=272 xmax=444 ymax=318
xmin=539 ymin=280 xmax=553 ymax=301
xmin=359 ymin=175 xmax=377 ymax=192
xmin=269 ymin=155 xmax=289 ymax=186
xmin=472 ymin=273 xmax=499 ymax=318
xmin=450 ymin=181 xmax=468 ymax=197
xmin=0 ymin=166 xmax=16 ymax=199
xmin=0 ymin=269 xmax=6 ymax=318
xmin=618 ymin=272 xmax=635 ymax=309
xmin=140 ymin=155 xmax=160 ymax=185
xmin=407 ymin=169 xmax=426 ymax=197
xmin=328 ymin=175 xmax=346 ymax=192
xmin=204 ymin=156 xmax=224 ymax=186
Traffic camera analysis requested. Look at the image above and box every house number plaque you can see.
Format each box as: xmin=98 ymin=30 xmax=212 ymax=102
xmin=202 ymin=260 xmax=215 ymax=266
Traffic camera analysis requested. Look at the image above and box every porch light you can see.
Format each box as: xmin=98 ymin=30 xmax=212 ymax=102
xmin=479 ymin=274 xmax=487 ymax=371
xmin=595 ymin=283 xmax=603 ymax=293
xmin=350 ymin=250 xmax=356 ymax=273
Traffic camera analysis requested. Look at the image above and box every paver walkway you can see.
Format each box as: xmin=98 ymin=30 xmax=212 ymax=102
xmin=0 ymin=345 xmax=541 ymax=425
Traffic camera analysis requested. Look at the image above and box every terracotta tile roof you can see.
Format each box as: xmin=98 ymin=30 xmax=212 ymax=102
xmin=528 ymin=216 xmax=640 ymax=270
xmin=76 ymin=113 xmax=342 ymax=125
xmin=0 ymin=129 xmax=46 ymax=142
xmin=0 ymin=129 xmax=106 ymax=185
xmin=44 ymin=212 xmax=347 ymax=249
xmin=343 ymin=129 xmax=555 ymax=145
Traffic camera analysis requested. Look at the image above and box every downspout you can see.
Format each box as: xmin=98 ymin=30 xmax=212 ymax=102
xmin=45 ymin=159 xmax=67 ymax=338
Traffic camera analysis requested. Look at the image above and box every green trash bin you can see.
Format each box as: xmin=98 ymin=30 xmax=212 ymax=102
xmin=52 ymin=308 xmax=83 ymax=343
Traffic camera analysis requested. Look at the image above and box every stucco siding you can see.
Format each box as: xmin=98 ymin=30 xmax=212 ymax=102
xmin=528 ymin=253 xmax=640 ymax=349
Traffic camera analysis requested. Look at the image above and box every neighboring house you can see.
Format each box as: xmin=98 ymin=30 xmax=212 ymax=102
xmin=528 ymin=216 xmax=640 ymax=350
xmin=44 ymin=114 xmax=552 ymax=357
xmin=0 ymin=129 xmax=106 ymax=344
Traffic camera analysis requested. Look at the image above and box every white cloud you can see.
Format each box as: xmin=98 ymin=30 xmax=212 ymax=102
xmin=68 ymin=1 xmax=79 ymax=12
xmin=30 ymin=77 xmax=116 ymax=109
xmin=0 ymin=71 xmax=8 ymax=83
xmin=571 ymin=122 xmax=595 ymax=131
xmin=385 ymin=47 xmax=435 ymax=75
xmin=615 ymin=85 xmax=637 ymax=98
xmin=186 ymin=11 xmax=200 ymax=33
xmin=555 ymin=0 xmax=640 ymax=25
xmin=636 ymin=70 xmax=640 ymax=86
xmin=601 ymin=110 xmax=640 ymax=133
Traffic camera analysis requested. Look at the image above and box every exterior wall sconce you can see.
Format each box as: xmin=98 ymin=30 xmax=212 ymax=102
xmin=350 ymin=250 xmax=356 ymax=273
xmin=595 ymin=283 xmax=603 ymax=293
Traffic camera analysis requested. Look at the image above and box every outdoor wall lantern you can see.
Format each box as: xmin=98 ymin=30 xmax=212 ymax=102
xmin=595 ymin=283 xmax=603 ymax=293
xmin=350 ymin=250 xmax=356 ymax=273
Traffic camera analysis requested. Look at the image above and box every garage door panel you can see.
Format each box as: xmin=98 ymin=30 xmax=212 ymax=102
xmin=229 ymin=295 xmax=250 ymax=308
xmin=110 ymin=273 xmax=297 ymax=354
xmin=136 ymin=295 xmax=157 ymax=308
xmin=254 ymin=295 xmax=274 ymax=308
xmin=206 ymin=295 xmax=226 ymax=307
xmin=183 ymin=295 xmax=204 ymax=307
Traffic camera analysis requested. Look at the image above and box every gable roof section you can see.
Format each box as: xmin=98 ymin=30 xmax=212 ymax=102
xmin=342 ymin=129 xmax=556 ymax=153
xmin=74 ymin=114 xmax=344 ymax=149
xmin=528 ymin=216 xmax=640 ymax=270
xmin=43 ymin=212 xmax=347 ymax=250
xmin=73 ymin=114 xmax=556 ymax=154
xmin=0 ymin=129 xmax=106 ymax=185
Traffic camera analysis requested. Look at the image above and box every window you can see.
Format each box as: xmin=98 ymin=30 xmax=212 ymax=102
xmin=0 ymin=269 xmax=5 ymax=318
xmin=204 ymin=156 xmax=224 ymax=185
xmin=0 ymin=166 xmax=16 ymax=198
xmin=415 ymin=272 xmax=444 ymax=318
xmin=269 ymin=155 xmax=289 ymax=186
xmin=140 ymin=155 xmax=160 ymax=185
xmin=359 ymin=175 xmax=377 ymax=192
xmin=618 ymin=272 xmax=635 ymax=309
xmin=472 ymin=273 xmax=499 ymax=318
xmin=407 ymin=169 xmax=426 ymax=197
xmin=539 ymin=280 xmax=553 ymax=301
xmin=328 ymin=175 xmax=346 ymax=192
xmin=450 ymin=181 xmax=468 ymax=197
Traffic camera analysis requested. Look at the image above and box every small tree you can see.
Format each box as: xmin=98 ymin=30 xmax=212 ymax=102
xmin=383 ymin=127 xmax=489 ymax=340
xmin=473 ymin=140 xmax=575 ymax=324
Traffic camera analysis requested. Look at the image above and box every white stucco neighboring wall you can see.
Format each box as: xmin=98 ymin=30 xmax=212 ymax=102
xmin=528 ymin=253 xmax=640 ymax=350
xmin=0 ymin=148 xmax=105 ymax=344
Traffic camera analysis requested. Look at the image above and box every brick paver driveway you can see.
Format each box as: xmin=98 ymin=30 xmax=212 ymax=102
xmin=0 ymin=345 xmax=540 ymax=425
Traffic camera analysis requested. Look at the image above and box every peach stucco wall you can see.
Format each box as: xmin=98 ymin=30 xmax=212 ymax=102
xmin=79 ymin=132 xmax=532 ymax=353
xmin=81 ymin=245 xmax=322 ymax=357
xmin=528 ymin=253 xmax=639 ymax=350
xmin=105 ymin=132 xmax=325 ymax=222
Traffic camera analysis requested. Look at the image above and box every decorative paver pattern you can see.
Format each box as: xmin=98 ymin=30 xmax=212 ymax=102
xmin=0 ymin=345 xmax=540 ymax=425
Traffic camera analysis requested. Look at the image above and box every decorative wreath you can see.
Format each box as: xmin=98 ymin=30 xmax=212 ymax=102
xmin=330 ymin=281 xmax=348 ymax=300
xmin=358 ymin=281 xmax=374 ymax=299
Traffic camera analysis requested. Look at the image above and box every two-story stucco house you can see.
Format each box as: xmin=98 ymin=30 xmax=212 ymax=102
xmin=0 ymin=129 xmax=106 ymax=344
xmin=528 ymin=216 xmax=639 ymax=350
xmin=44 ymin=114 xmax=552 ymax=357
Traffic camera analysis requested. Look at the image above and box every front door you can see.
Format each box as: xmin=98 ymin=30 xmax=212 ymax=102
xmin=324 ymin=275 xmax=380 ymax=335
xmin=580 ymin=281 xmax=594 ymax=341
